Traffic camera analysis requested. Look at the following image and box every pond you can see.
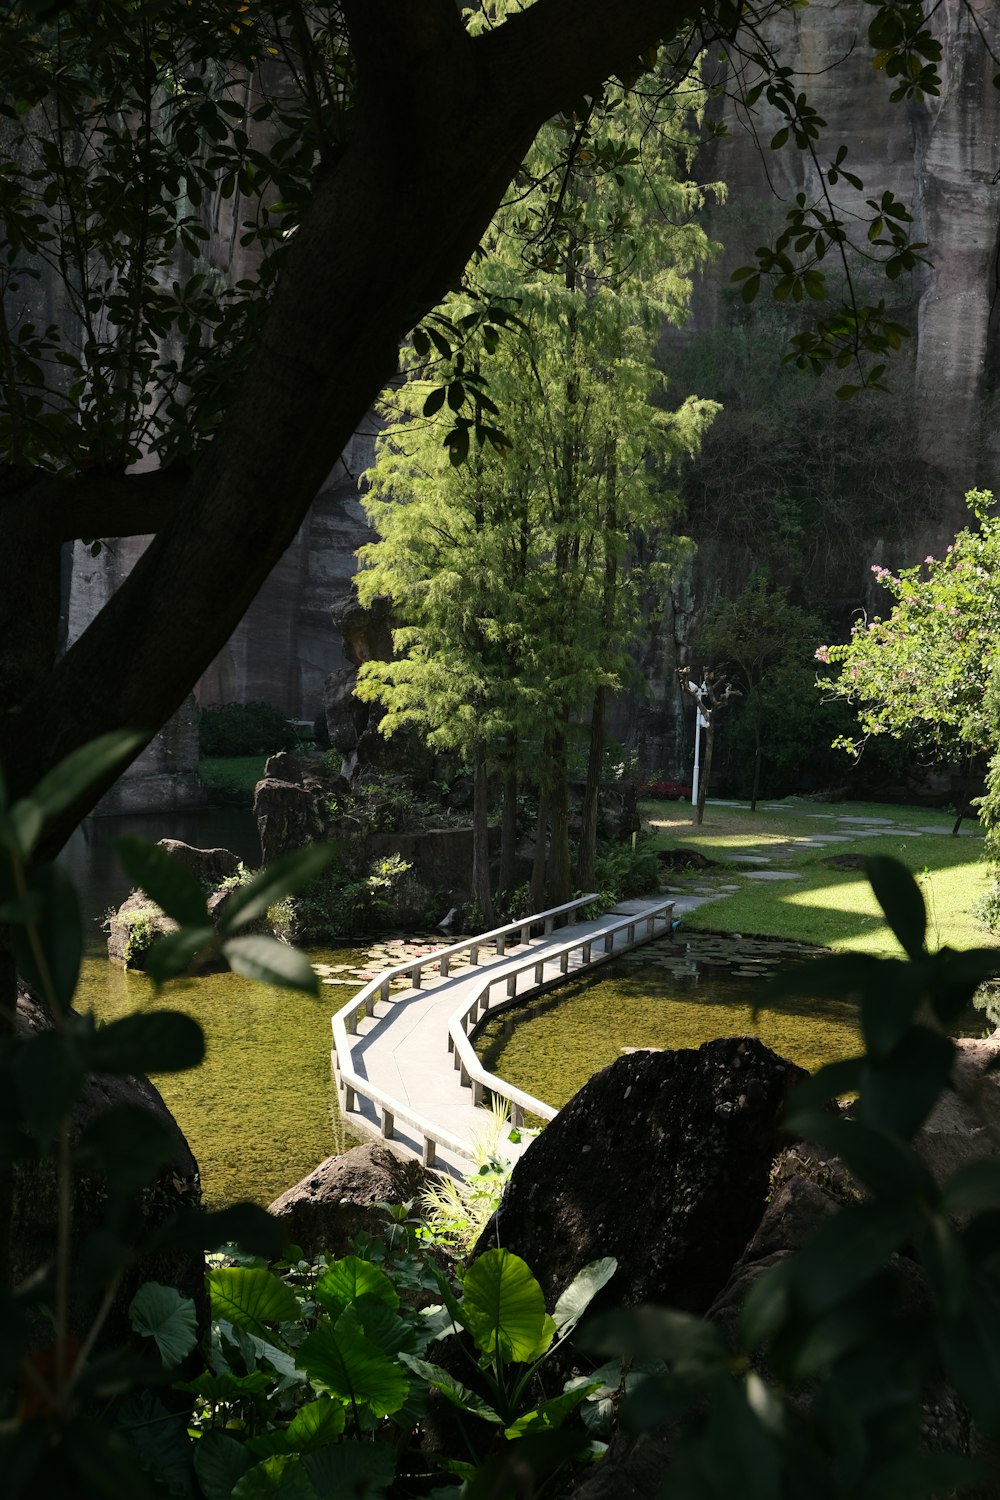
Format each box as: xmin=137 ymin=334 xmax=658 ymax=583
xmin=474 ymin=933 xmax=862 ymax=1110
xmin=68 ymin=808 xmax=362 ymax=1209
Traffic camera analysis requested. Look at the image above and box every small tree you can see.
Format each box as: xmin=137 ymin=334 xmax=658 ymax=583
xmin=820 ymin=489 xmax=1000 ymax=831
xmin=702 ymin=577 xmax=825 ymax=811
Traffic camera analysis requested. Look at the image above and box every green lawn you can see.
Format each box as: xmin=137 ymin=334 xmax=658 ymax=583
xmin=199 ymin=755 xmax=267 ymax=803
xmin=642 ymin=798 xmax=997 ymax=957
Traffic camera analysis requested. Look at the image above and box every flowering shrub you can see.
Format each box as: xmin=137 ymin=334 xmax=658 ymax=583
xmin=636 ymin=775 xmax=692 ymax=800
xmin=817 ymin=488 xmax=1000 ymax=763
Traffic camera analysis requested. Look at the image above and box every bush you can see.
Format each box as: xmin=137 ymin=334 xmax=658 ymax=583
xmin=594 ymin=835 xmax=661 ymax=902
xmin=636 ymin=774 xmax=691 ymax=801
xmin=199 ymin=700 xmax=298 ymax=757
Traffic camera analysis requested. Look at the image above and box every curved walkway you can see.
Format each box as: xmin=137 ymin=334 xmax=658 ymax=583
xmin=331 ymin=895 xmax=688 ymax=1178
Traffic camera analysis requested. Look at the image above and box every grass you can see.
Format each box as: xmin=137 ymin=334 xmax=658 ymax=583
xmin=199 ymin=755 xmax=267 ymax=804
xmin=642 ymin=797 xmax=997 ymax=957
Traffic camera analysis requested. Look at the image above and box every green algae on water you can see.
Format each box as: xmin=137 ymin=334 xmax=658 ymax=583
xmin=475 ymin=944 xmax=861 ymax=1111
xmin=76 ymin=948 xmax=362 ymax=1209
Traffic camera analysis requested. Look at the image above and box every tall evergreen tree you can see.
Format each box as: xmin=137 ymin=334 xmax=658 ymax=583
xmin=356 ymin=64 xmax=719 ymax=905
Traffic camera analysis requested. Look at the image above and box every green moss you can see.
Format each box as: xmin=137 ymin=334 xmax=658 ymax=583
xmin=476 ymin=956 xmax=862 ymax=1110
xmin=198 ymin=755 xmax=267 ymax=805
xmin=121 ymin=903 xmax=160 ymax=967
xmin=76 ymin=949 xmax=362 ymax=1208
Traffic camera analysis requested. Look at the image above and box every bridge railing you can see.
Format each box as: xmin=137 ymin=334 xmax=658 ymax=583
xmin=447 ymin=895 xmax=676 ymax=1127
xmin=330 ymin=893 xmax=599 ymax=1167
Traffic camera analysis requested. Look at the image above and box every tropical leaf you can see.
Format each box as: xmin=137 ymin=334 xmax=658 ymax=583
xmin=209 ymin=1267 xmax=301 ymax=1339
xmin=302 ymin=1441 xmax=396 ymax=1499
xmin=460 ymin=1249 xmax=552 ymax=1363
xmin=116 ymin=836 xmax=209 ymax=926
xmin=128 ymin=1282 xmax=199 ymax=1368
xmin=313 ymin=1256 xmax=399 ymax=1318
xmin=194 ymin=1429 xmax=254 ymax=1500
xmin=551 ymin=1257 xmax=617 ymax=1338
xmin=298 ymin=1316 xmax=409 ymax=1416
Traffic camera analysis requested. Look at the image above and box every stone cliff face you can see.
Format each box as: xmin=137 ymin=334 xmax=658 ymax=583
xmin=621 ymin=0 xmax=1000 ymax=774
xmin=59 ymin=5 xmax=1000 ymax=794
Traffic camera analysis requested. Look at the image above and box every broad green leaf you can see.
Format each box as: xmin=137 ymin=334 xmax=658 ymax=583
xmin=786 ymin=1114 xmax=937 ymax=1204
xmin=232 ymin=1454 xmax=316 ymax=1499
xmin=504 ymin=1382 xmax=599 ymax=1438
xmin=116 ymin=836 xmax=209 ymax=926
xmin=222 ymin=935 xmax=318 ymax=994
xmin=218 ymin=843 xmax=339 ymax=933
xmin=194 ymin=1428 xmax=254 ymax=1500
xmin=551 ymin=1257 xmax=617 ymax=1337
xmin=129 ymin=1282 xmax=199 ymax=1368
xmin=397 ymin=1353 xmax=502 ymax=1423
xmin=24 ymin=730 xmax=145 ymax=832
xmin=858 ymin=1026 xmax=955 ymax=1139
xmin=919 ymin=1215 xmax=966 ymax=1318
xmin=209 ymin=1267 xmax=301 ymax=1338
xmin=782 ymin=1056 xmax=864 ymax=1124
xmin=942 ymin=1158 xmax=1000 ymax=1216
xmin=4 ymin=798 xmax=43 ymax=857
xmin=302 ymin=1442 xmax=396 ymax=1500
xmin=248 ymin=1398 xmax=346 ymax=1458
xmin=937 ymin=1297 xmax=1000 ymax=1436
xmin=342 ymin=1296 xmax=414 ymax=1359
xmin=313 ymin=1256 xmax=398 ymax=1318
xmin=12 ymin=861 xmax=82 ymax=1014
xmin=864 ymin=854 xmax=927 ymax=959
xmin=78 ymin=1104 xmax=178 ymax=1191
xmin=581 ymin=1304 xmax=729 ymax=1378
xmin=298 ymin=1316 xmax=408 ymax=1416
xmin=176 ymin=1370 xmax=270 ymax=1401
xmin=15 ymin=1029 xmax=88 ymax=1148
xmin=85 ymin=1009 xmax=205 ymax=1075
xmin=145 ymin=925 xmax=216 ymax=986
xmin=461 ymin=1249 xmax=552 ymax=1363
xmin=790 ymin=1201 xmax=916 ymax=1316
xmin=757 ymin=953 xmax=886 ymax=1011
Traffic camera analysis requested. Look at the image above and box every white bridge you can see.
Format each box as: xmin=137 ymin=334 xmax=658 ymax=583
xmin=331 ymin=894 xmax=675 ymax=1177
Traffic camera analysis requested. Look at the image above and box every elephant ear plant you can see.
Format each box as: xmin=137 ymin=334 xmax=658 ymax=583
xmin=0 ymin=733 xmax=338 ymax=1498
xmin=403 ymin=1250 xmax=618 ymax=1462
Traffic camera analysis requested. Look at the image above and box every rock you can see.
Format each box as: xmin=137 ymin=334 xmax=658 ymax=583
xmin=267 ymin=1142 xmax=430 ymax=1260
xmin=255 ymin=751 xmax=347 ymax=864
xmin=12 ymin=991 xmax=205 ymax=1357
xmin=106 ymin=890 xmax=176 ymax=969
xmin=909 ymin=1032 xmax=1000 ymax=1185
xmin=476 ymin=1036 xmax=806 ymax=1314
xmin=156 ymin=838 xmax=241 ymax=883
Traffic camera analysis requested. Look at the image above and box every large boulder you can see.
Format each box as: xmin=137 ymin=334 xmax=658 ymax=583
xmin=477 ymin=1036 xmax=806 ymax=1313
xmin=255 ymin=750 xmax=347 ymax=864
xmin=13 ymin=991 xmax=205 ymax=1354
xmin=268 ymin=1142 xmax=430 ymax=1260
xmin=156 ymin=837 xmax=241 ymax=884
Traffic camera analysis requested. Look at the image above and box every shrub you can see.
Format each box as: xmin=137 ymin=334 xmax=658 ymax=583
xmin=199 ymin=700 xmax=298 ymax=757
xmin=636 ymin=774 xmax=691 ymax=801
xmin=594 ymin=835 xmax=661 ymax=902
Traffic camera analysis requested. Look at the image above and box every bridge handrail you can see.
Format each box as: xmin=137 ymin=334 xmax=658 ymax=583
xmin=447 ymin=896 xmax=676 ymax=1126
xmin=330 ymin=893 xmax=599 ymax=1167
xmin=330 ymin=892 xmax=600 ymax=1040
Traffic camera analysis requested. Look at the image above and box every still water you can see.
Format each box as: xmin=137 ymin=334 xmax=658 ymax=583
xmin=68 ymin=810 xmax=359 ymax=1209
xmin=475 ymin=936 xmax=862 ymax=1112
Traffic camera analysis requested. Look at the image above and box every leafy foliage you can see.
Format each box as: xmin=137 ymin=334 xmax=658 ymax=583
xmin=820 ymin=489 xmax=1000 ymax=766
xmin=199 ymin=704 xmax=298 ymax=760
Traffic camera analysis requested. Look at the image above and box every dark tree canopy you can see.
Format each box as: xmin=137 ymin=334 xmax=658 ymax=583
xmin=0 ymin=0 xmax=962 ymax=849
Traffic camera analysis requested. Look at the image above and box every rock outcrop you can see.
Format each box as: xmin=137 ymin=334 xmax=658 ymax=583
xmin=476 ymin=1036 xmax=806 ymax=1313
xmin=267 ymin=1142 xmax=430 ymax=1260
xmin=255 ymin=751 xmax=347 ymax=865
xmin=12 ymin=991 xmax=205 ymax=1353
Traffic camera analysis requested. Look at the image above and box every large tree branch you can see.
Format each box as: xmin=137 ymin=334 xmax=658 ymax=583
xmin=6 ymin=0 xmax=720 ymax=848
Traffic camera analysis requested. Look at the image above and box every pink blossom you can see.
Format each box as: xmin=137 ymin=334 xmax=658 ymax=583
xmin=814 ymin=645 xmax=831 ymax=663
xmin=924 ymin=555 xmax=935 ymax=564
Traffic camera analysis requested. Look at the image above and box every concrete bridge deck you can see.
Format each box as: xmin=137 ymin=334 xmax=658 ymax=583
xmin=331 ymin=895 xmax=680 ymax=1177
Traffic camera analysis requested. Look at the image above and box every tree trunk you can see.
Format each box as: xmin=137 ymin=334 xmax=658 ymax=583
xmin=530 ymin=785 xmax=550 ymax=911
xmin=576 ymin=684 xmax=605 ymax=889
xmin=499 ymin=764 xmax=519 ymax=900
xmin=472 ymin=743 xmax=494 ymax=925
xmin=751 ymin=723 xmax=762 ymax=813
xmin=547 ymin=728 xmax=573 ymax=904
